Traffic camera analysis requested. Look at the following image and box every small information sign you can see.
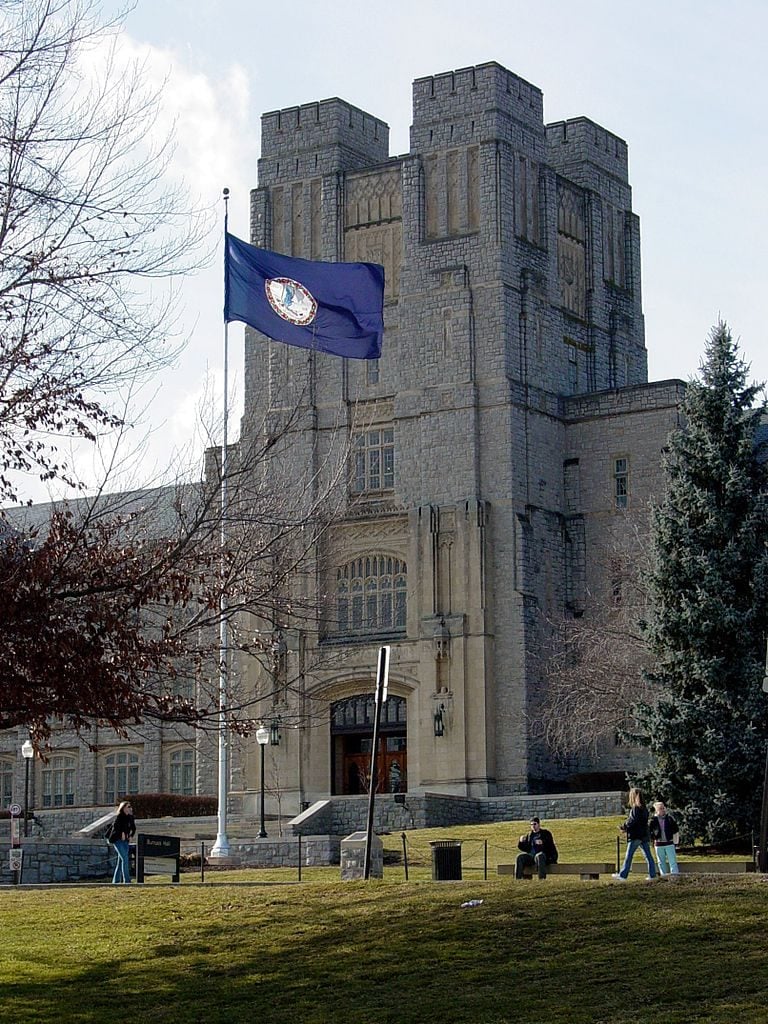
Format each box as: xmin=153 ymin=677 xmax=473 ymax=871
xmin=9 ymin=848 xmax=23 ymax=872
xmin=137 ymin=834 xmax=181 ymax=883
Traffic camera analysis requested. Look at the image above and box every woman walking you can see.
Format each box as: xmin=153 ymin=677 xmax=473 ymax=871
xmin=612 ymin=787 xmax=657 ymax=880
xmin=108 ymin=800 xmax=136 ymax=884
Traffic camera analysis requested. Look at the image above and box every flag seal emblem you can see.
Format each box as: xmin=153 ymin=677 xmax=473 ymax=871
xmin=265 ymin=277 xmax=317 ymax=325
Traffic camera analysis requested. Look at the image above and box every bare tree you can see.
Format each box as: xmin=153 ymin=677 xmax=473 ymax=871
xmin=0 ymin=0 xmax=208 ymax=503
xmin=533 ymin=527 xmax=655 ymax=761
xmin=0 ymin=386 xmax=363 ymax=743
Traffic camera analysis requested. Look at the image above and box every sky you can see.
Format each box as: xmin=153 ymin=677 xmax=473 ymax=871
xmin=33 ymin=0 xmax=768 ymax=497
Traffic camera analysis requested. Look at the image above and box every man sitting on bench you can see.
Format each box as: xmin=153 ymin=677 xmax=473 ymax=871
xmin=515 ymin=817 xmax=559 ymax=879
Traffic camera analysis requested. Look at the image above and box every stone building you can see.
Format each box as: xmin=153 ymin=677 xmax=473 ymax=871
xmin=225 ymin=60 xmax=684 ymax=820
xmin=1 ymin=61 xmax=684 ymax=823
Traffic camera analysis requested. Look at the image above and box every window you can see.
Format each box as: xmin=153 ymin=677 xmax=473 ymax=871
xmin=169 ymin=675 xmax=195 ymax=702
xmin=336 ymin=555 xmax=407 ymax=635
xmin=352 ymin=427 xmax=394 ymax=494
xmin=614 ymin=457 xmax=629 ymax=509
xmin=568 ymin=347 xmax=579 ymax=394
xmin=41 ymin=754 xmax=76 ymax=807
xmin=0 ymin=757 xmax=14 ymax=808
xmin=332 ymin=694 xmax=407 ymax=729
xmin=169 ymin=748 xmax=195 ymax=796
xmin=104 ymin=751 xmax=140 ymax=806
xmin=366 ymin=360 xmax=380 ymax=386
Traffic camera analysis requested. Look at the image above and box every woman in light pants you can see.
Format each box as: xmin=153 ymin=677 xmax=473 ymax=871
xmin=650 ymin=800 xmax=680 ymax=876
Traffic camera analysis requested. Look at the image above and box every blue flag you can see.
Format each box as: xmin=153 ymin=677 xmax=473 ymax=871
xmin=224 ymin=233 xmax=384 ymax=360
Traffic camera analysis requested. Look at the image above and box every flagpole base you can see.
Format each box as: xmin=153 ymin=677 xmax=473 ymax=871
xmin=209 ymin=833 xmax=231 ymax=858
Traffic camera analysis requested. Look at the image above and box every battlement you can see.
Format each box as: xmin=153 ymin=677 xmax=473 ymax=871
xmin=259 ymin=97 xmax=389 ymax=184
xmin=412 ymin=61 xmax=544 ymax=140
xmin=546 ymin=117 xmax=629 ymax=184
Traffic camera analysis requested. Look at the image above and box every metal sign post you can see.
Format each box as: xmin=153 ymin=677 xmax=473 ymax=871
xmin=9 ymin=805 xmax=22 ymax=884
xmin=364 ymin=646 xmax=391 ymax=880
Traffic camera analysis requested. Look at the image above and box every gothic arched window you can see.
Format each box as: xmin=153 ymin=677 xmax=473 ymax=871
xmin=103 ymin=750 xmax=140 ymax=806
xmin=336 ymin=555 xmax=407 ymax=635
xmin=41 ymin=753 xmax=77 ymax=807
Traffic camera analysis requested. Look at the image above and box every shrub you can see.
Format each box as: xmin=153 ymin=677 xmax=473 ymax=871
xmin=124 ymin=794 xmax=217 ymax=818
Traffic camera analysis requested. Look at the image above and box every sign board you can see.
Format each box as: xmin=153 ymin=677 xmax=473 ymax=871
xmin=136 ymin=833 xmax=180 ymax=883
xmin=143 ymin=857 xmax=178 ymax=876
xmin=8 ymin=848 xmax=23 ymax=872
xmin=8 ymin=803 xmax=21 ymax=816
xmin=376 ymin=645 xmax=391 ymax=703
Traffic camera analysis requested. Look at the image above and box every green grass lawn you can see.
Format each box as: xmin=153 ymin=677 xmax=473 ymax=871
xmin=2 ymin=817 xmax=766 ymax=1023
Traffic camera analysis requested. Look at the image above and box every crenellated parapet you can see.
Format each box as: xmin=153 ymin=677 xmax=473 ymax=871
xmin=411 ymin=61 xmax=544 ymax=154
xmin=546 ymin=116 xmax=629 ymax=188
xmin=258 ymin=98 xmax=390 ymax=187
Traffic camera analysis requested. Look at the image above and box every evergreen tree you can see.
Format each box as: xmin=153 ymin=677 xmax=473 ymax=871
xmin=634 ymin=322 xmax=768 ymax=844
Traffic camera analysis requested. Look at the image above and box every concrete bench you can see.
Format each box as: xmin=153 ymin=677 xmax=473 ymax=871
xmin=498 ymin=862 xmax=615 ymax=881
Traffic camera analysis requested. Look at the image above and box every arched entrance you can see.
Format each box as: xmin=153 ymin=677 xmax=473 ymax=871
xmin=330 ymin=694 xmax=407 ymax=795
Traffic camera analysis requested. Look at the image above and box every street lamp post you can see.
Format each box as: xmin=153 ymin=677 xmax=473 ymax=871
xmin=21 ymin=740 xmax=34 ymax=837
xmin=256 ymin=724 xmax=270 ymax=839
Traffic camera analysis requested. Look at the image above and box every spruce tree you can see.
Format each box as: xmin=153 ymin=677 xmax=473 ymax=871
xmin=634 ymin=322 xmax=768 ymax=844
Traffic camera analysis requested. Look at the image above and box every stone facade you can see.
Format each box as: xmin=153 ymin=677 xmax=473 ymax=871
xmin=1 ymin=62 xmax=683 ymax=829
xmin=0 ymin=724 xmax=202 ymax=823
xmin=227 ymin=60 xmax=682 ymax=817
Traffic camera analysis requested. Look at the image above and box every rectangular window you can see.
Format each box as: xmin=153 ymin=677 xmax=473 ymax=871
xmin=1 ymin=761 xmax=14 ymax=807
xmin=614 ymin=457 xmax=629 ymax=509
xmin=568 ymin=347 xmax=578 ymax=394
xmin=170 ymin=751 xmax=195 ymax=796
xmin=351 ymin=426 xmax=395 ymax=494
xmin=170 ymin=677 xmax=195 ymax=701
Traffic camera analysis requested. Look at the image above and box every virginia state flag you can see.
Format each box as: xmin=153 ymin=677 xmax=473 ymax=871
xmin=224 ymin=233 xmax=384 ymax=359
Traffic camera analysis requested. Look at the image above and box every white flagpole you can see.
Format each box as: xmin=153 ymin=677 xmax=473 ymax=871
xmin=211 ymin=187 xmax=231 ymax=859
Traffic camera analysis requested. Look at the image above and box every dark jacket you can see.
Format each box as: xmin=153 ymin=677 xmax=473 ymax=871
xmin=517 ymin=828 xmax=558 ymax=863
xmin=108 ymin=811 xmax=136 ymax=843
xmin=621 ymin=805 xmax=650 ymax=841
xmin=649 ymin=813 xmax=679 ymax=846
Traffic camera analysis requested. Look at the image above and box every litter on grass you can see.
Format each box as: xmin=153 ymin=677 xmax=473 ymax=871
xmin=460 ymin=899 xmax=484 ymax=908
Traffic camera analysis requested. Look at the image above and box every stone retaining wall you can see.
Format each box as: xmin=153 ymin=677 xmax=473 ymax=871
xmin=1 ymin=834 xmax=342 ymax=884
xmin=1 ymin=839 xmax=113 ymax=884
xmin=290 ymin=791 xmax=625 ymax=836
xmin=228 ymin=835 xmax=341 ymax=868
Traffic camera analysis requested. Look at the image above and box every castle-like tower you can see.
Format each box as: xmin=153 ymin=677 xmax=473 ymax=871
xmin=232 ymin=61 xmax=682 ymax=812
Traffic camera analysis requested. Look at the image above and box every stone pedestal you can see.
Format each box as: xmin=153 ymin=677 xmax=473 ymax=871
xmin=340 ymin=831 xmax=383 ymax=880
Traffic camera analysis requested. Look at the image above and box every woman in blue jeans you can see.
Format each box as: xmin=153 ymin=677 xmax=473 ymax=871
xmin=109 ymin=800 xmax=136 ymax=883
xmin=612 ymin=787 xmax=657 ymax=880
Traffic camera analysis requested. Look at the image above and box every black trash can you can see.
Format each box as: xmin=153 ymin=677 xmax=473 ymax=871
xmin=430 ymin=839 xmax=462 ymax=880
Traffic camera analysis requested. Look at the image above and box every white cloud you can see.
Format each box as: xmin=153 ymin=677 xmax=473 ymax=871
xmin=17 ymin=30 xmax=256 ymax=503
